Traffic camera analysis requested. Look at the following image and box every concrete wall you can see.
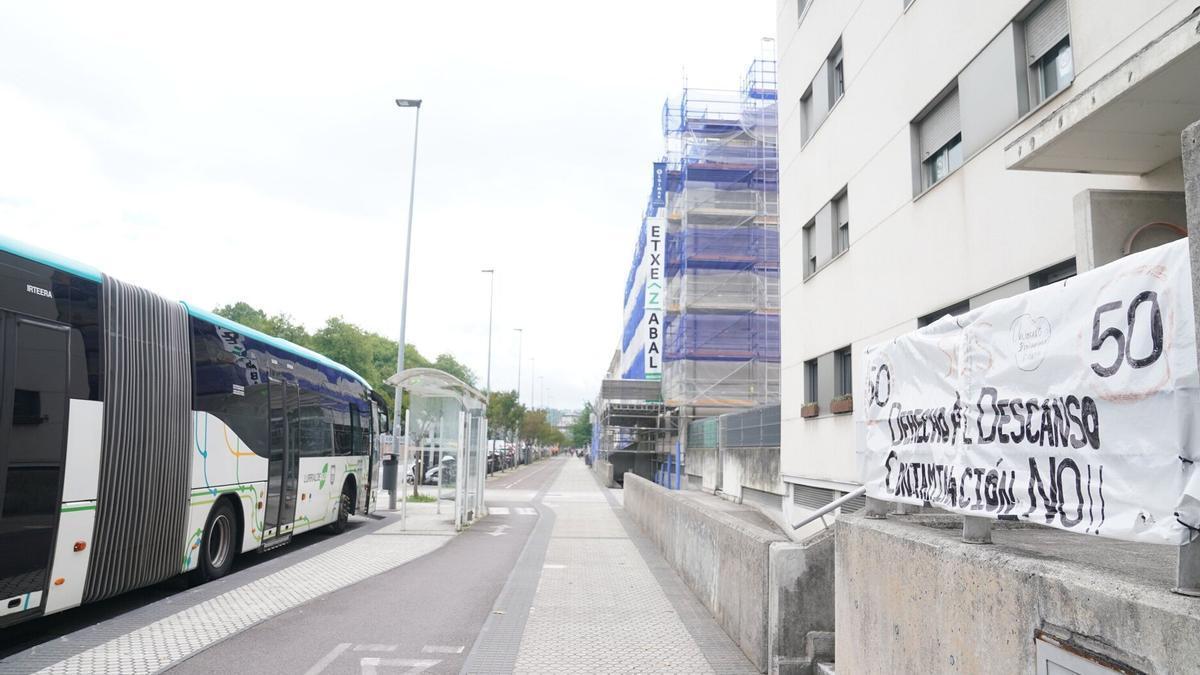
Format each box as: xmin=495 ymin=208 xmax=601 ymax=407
xmin=687 ymin=445 xmax=719 ymax=491
xmin=685 ymin=443 xmax=785 ymax=505
xmin=835 ymin=513 xmax=1200 ymax=673
xmin=625 ymin=474 xmax=834 ymax=673
xmin=769 ymin=531 xmax=835 ymax=675
xmin=1075 ymin=189 xmax=1187 ymax=271
xmin=722 ymin=447 xmax=785 ymax=502
xmin=593 ymin=458 xmax=615 ymax=488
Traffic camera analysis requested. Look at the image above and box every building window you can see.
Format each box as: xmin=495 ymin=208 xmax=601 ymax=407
xmin=800 ymin=86 xmax=814 ymax=143
xmin=834 ymin=347 xmax=852 ymax=397
xmin=917 ymin=299 xmax=970 ymax=328
xmin=803 ymin=219 xmax=816 ymax=276
xmin=916 ymin=87 xmax=962 ymax=191
xmin=1024 ymin=0 xmax=1072 ymax=105
xmin=925 ymin=134 xmax=962 ymax=186
xmin=832 ymin=189 xmax=849 ymax=255
xmin=804 ymin=359 xmax=819 ymax=403
xmin=828 ymin=42 xmax=845 ymax=104
xmin=1033 ymin=37 xmax=1073 ymax=102
xmin=1030 ymin=258 xmax=1077 ymax=288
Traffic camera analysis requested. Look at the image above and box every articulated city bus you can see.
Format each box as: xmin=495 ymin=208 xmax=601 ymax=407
xmin=0 ymin=236 xmax=381 ymax=627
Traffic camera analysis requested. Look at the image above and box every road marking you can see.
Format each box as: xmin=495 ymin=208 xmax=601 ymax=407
xmin=515 ymin=507 xmax=537 ymax=515
xmin=354 ymin=644 xmax=398 ymax=651
xmin=489 ymin=506 xmax=510 ymax=515
xmin=487 ymin=524 xmax=510 ymax=537
xmin=303 ymin=642 xmax=351 ymax=675
xmin=359 ymin=657 xmax=439 ymax=674
xmin=543 ymin=564 xmax=565 ymax=569
xmin=421 ymin=645 xmax=465 ymax=654
xmin=501 ymin=463 xmax=552 ymax=488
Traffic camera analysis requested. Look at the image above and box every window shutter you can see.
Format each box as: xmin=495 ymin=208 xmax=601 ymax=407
xmin=1025 ymin=0 xmax=1070 ymax=65
xmin=793 ymin=484 xmax=834 ymax=510
xmin=918 ymin=88 xmax=960 ymax=159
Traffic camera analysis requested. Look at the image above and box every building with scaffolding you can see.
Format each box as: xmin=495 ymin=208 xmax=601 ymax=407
xmin=660 ymin=58 xmax=780 ymax=413
xmin=597 ymin=55 xmax=780 ymax=485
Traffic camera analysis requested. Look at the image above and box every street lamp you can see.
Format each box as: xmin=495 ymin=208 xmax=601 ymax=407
xmin=390 ymin=96 xmax=422 ymax=511
xmin=482 ymin=269 xmax=495 ymax=396
xmin=482 ymin=269 xmax=494 ymax=475
xmin=514 ymin=328 xmax=523 ymax=404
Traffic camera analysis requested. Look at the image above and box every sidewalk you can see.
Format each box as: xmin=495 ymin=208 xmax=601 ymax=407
xmin=464 ymin=458 xmax=757 ymax=674
xmin=2 ymin=506 xmax=456 ymax=675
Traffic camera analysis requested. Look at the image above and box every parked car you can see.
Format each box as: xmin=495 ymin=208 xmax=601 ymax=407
xmin=423 ymin=455 xmax=456 ymax=485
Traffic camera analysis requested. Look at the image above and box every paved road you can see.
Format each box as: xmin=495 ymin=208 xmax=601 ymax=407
xmin=170 ymin=459 xmax=564 ymax=674
xmin=0 ymin=507 xmax=386 ymax=662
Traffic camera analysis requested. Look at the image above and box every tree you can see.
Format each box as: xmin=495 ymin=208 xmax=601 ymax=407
xmin=570 ymin=402 xmax=594 ymax=448
xmin=487 ymin=390 xmax=524 ymax=442
xmin=520 ymin=408 xmax=565 ymax=447
xmin=432 ymin=353 xmax=477 ymax=386
xmin=213 ymin=302 xmax=312 ymax=346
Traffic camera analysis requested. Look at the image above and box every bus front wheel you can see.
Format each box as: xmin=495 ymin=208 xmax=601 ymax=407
xmin=199 ymin=499 xmax=237 ymax=582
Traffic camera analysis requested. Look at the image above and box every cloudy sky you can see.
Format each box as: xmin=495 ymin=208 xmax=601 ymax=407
xmin=0 ymin=1 xmax=774 ymax=410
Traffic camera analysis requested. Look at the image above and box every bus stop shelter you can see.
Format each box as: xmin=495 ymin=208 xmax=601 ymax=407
xmin=386 ymin=368 xmax=488 ymax=531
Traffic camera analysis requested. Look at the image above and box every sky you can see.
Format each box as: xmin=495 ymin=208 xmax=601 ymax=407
xmin=0 ymin=1 xmax=775 ymax=411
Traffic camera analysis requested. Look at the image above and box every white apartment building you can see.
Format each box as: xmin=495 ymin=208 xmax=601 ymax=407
xmin=776 ymin=0 xmax=1200 ymax=529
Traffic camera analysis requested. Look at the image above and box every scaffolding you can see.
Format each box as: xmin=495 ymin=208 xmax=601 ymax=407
xmin=659 ymin=55 xmax=780 ymax=409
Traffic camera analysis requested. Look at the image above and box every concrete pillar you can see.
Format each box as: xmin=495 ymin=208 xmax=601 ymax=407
xmin=1177 ymin=537 xmax=1200 ymax=596
xmin=962 ymin=516 xmax=992 ymax=544
xmin=1181 ymin=120 xmax=1200 ymax=596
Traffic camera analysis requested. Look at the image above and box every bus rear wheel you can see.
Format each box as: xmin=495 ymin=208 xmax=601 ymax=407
xmin=199 ymin=500 xmax=237 ymax=582
xmin=328 ymin=482 xmax=353 ymax=534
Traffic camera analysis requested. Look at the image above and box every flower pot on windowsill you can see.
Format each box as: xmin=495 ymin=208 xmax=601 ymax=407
xmin=801 ymin=402 xmax=820 ymax=419
xmin=831 ymin=396 xmax=854 ymax=415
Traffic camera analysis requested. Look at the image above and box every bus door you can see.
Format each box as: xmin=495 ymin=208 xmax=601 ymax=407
xmin=0 ymin=312 xmax=70 ymax=623
xmin=263 ymin=374 xmax=300 ymax=546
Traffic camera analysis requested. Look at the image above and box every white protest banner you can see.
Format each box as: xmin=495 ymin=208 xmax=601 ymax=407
xmin=857 ymin=239 xmax=1200 ymax=544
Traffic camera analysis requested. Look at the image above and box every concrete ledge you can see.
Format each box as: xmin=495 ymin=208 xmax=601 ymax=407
xmin=625 ymin=474 xmax=834 ymax=673
xmin=593 ymin=458 xmax=616 ymax=488
xmin=836 ymin=512 xmax=1200 ymax=673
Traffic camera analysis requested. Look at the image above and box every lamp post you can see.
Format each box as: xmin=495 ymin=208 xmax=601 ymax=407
xmin=514 ymin=328 xmax=523 ymax=404
xmin=390 ymin=97 xmax=422 ymax=511
xmin=482 ymin=269 xmax=494 ymax=474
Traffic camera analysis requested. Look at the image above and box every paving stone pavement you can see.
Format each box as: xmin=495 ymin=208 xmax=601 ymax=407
xmin=505 ymin=460 xmax=757 ymax=675
xmin=14 ymin=518 xmax=451 ymax=675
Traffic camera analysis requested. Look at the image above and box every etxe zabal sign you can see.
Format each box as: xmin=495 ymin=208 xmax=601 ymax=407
xmin=857 ymin=240 xmax=1200 ymax=545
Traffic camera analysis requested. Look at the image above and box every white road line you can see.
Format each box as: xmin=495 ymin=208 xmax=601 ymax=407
xmin=489 ymin=506 xmax=510 ymax=515
xmin=501 ymin=463 xmax=552 ymax=489
xmin=304 ymin=642 xmax=351 ymax=675
xmin=420 ymin=645 xmax=465 ymax=654
xmin=515 ymin=507 xmax=537 ymax=515
xmin=543 ymin=564 xmax=566 ymax=569
xmin=354 ymin=644 xmax=398 ymax=651
xmin=359 ymin=657 xmax=440 ymax=674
